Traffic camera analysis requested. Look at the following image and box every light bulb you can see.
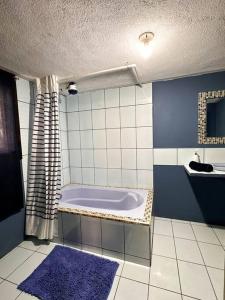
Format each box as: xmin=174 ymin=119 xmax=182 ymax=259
xmin=141 ymin=42 xmax=153 ymax=58
xmin=138 ymin=32 xmax=154 ymax=58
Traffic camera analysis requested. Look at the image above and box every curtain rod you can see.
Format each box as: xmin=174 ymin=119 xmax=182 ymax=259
xmin=58 ymin=64 xmax=142 ymax=87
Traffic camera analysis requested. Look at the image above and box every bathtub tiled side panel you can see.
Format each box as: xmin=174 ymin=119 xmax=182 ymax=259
xmin=124 ymin=254 xmax=150 ymax=267
xmin=62 ymin=213 xmax=81 ymax=244
xmin=101 ymin=219 xmax=124 ymax=253
xmin=59 ymin=212 xmax=152 ymax=265
xmin=53 ymin=212 xmax=63 ymax=244
xmin=124 ymin=223 xmax=150 ymax=259
xmin=81 ymin=216 xmax=101 ymax=247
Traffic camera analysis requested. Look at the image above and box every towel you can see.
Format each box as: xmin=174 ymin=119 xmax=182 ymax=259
xmin=189 ymin=161 xmax=213 ymax=173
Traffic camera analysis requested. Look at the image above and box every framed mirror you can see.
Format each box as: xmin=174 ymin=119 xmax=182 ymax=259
xmin=198 ymin=89 xmax=225 ymax=144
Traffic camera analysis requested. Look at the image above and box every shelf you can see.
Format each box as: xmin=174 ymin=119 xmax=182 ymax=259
xmin=184 ymin=165 xmax=225 ymax=178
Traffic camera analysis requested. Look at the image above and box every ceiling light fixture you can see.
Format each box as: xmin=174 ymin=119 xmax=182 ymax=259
xmin=139 ymin=32 xmax=154 ymax=58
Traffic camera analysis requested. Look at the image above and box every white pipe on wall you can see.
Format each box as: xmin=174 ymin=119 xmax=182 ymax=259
xmin=58 ymin=64 xmax=142 ymax=87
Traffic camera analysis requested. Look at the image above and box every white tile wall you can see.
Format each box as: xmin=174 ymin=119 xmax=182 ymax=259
xmin=120 ymin=86 xmax=135 ymax=106
xmin=137 ymin=127 xmax=153 ymax=148
xmin=120 ymin=106 xmax=135 ymax=127
xmin=68 ymin=131 xmax=80 ymax=149
xmin=154 ymin=149 xmax=177 ymax=165
xmin=153 ymin=148 xmax=225 ymax=166
xmin=78 ymin=92 xmax=91 ymax=111
xmin=107 ymin=129 xmax=120 ymax=148
xmin=67 ymin=112 xmax=79 ymax=130
xmin=16 ymin=78 xmax=34 ymax=198
xmin=177 ymin=148 xmax=204 ymax=165
xmin=67 ymin=83 xmax=153 ymax=188
xmin=121 ymin=128 xmax=136 ymax=148
xmin=136 ymin=83 xmax=152 ymax=105
xmin=59 ymin=95 xmax=70 ymax=186
xmin=105 ymin=88 xmax=120 ymax=108
xmin=66 ymin=95 xmax=79 ymax=112
xmin=204 ymin=148 xmax=225 ymax=164
xmin=80 ymin=130 xmax=93 ymax=149
xmin=106 ymin=108 xmax=120 ymax=128
xmin=93 ymin=130 xmax=106 ymax=148
xmin=92 ymin=109 xmax=105 ymax=129
xmin=79 ymin=111 xmax=92 ymax=130
xmin=91 ymin=90 xmax=105 ymax=109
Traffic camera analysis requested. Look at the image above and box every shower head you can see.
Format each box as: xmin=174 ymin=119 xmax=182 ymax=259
xmin=67 ymin=82 xmax=78 ymax=95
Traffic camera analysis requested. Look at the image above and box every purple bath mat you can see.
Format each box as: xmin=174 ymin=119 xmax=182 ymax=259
xmin=18 ymin=245 xmax=119 ymax=300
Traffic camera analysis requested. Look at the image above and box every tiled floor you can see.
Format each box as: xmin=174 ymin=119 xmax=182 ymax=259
xmin=0 ymin=217 xmax=224 ymax=300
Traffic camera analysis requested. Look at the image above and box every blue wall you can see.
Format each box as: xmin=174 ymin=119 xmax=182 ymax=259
xmin=153 ymin=71 xmax=225 ymax=148
xmin=0 ymin=209 xmax=25 ymax=257
xmin=153 ymin=71 xmax=225 ymax=225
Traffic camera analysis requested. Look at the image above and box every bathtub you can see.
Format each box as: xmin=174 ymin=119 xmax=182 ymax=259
xmin=58 ymin=184 xmax=152 ymax=224
xmin=56 ymin=185 xmax=154 ymax=265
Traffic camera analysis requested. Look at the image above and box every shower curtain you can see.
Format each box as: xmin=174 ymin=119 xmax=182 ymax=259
xmin=26 ymin=75 xmax=61 ymax=240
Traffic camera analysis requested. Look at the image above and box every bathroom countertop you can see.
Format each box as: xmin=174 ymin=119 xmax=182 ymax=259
xmin=184 ymin=164 xmax=225 ymax=178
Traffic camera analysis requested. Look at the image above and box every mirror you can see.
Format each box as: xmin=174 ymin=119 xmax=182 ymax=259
xmin=207 ymin=97 xmax=225 ymax=137
xmin=198 ymin=89 xmax=225 ymax=144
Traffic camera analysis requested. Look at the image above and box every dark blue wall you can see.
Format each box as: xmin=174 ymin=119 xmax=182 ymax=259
xmin=153 ymin=71 xmax=225 ymax=225
xmin=0 ymin=209 xmax=25 ymax=257
xmin=154 ymin=166 xmax=225 ymax=225
xmin=153 ymin=71 xmax=225 ymax=148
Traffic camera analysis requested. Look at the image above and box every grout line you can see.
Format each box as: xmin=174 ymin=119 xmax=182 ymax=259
xmin=67 ymin=102 xmax=152 ymax=113
xmin=90 ymin=97 xmax=96 ymax=185
xmin=118 ymin=88 xmax=123 ymax=188
xmin=2 ymin=249 xmax=36 ymax=283
xmin=103 ymin=89 xmax=109 ymax=187
xmin=171 ymin=220 xmax=183 ymax=295
xmin=149 ymin=284 xmax=202 ymax=300
xmin=113 ymin=258 xmax=126 ymax=300
xmin=190 ymin=223 xmax=219 ymax=300
xmin=153 ymin=230 xmax=223 ymax=246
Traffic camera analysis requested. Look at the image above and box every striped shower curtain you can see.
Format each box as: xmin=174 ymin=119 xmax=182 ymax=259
xmin=26 ymin=75 xmax=61 ymax=240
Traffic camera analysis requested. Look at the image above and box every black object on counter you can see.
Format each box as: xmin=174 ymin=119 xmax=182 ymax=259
xmin=189 ymin=161 xmax=214 ymax=173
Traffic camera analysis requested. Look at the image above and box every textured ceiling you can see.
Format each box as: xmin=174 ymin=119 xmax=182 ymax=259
xmin=0 ymin=0 xmax=225 ymax=91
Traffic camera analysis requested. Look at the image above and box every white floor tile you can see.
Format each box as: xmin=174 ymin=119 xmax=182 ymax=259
xmin=212 ymin=226 xmax=225 ymax=246
xmin=178 ymin=260 xmax=216 ymax=300
xmin=0 ymin=278 xmax=3 ymax=284
xmin=190 ymin=221 xmax=210 ymax=227
xmin=198 ymin=242 xmax=224 ymax=269
xmin=0 ymin=281 xmax=21 ymax=300
xmin=192 ymin=225 xmax=220 ymax=244
xmin=154 ymin=217 xmax=171 ymax=222
xmin=175 ymin=238 xmax=204 ymax=264
xmin=172 ymin=219 xmax=190 ymax=224
xmin=150 ymin=255 xmax=180 ymax=293
xmin=182 ymin=297 xmax=198 ymax=300
xmin=121 ymin=261 xmax=150 ymax=284
xmin=19 ymin=240 xmax=41 ymax=251
xmin=207 ymin=267 xmax=224 ymax=300
xmin=37 ymin=243 xmax=56 ymax=255
xmin=154 ymin=220 xmax=173 ymax=237
xmin=17 ymin=292 xmax=38 ymax=299
xmin=8 ymin=252 xmax=46 ymax=285
xmin=172 ymin=223 xmax=195 ymax=240
xmin=108 ymin=276 xmax=120 ymax=300
xmin=0 ymin=247 xmax=33 ymax=279
xmin=148 ymin=286 xmax=182 ymax=300
xmin=153 ymin=234 xmax=176 ymax=259
xmin=115 ymin=277 xmax=148 ymax=300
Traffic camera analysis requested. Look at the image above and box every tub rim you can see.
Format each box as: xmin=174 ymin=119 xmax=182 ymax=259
xmin=58 ymin=185 xmax=153 ymax=226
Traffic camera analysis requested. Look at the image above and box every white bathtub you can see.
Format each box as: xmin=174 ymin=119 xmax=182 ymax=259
xmin=59 ymin=185 xmax=148 ymax=219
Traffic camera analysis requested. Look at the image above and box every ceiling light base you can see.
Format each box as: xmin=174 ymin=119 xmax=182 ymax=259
xmin=139 ymin=32 xmax=154 ymax=44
